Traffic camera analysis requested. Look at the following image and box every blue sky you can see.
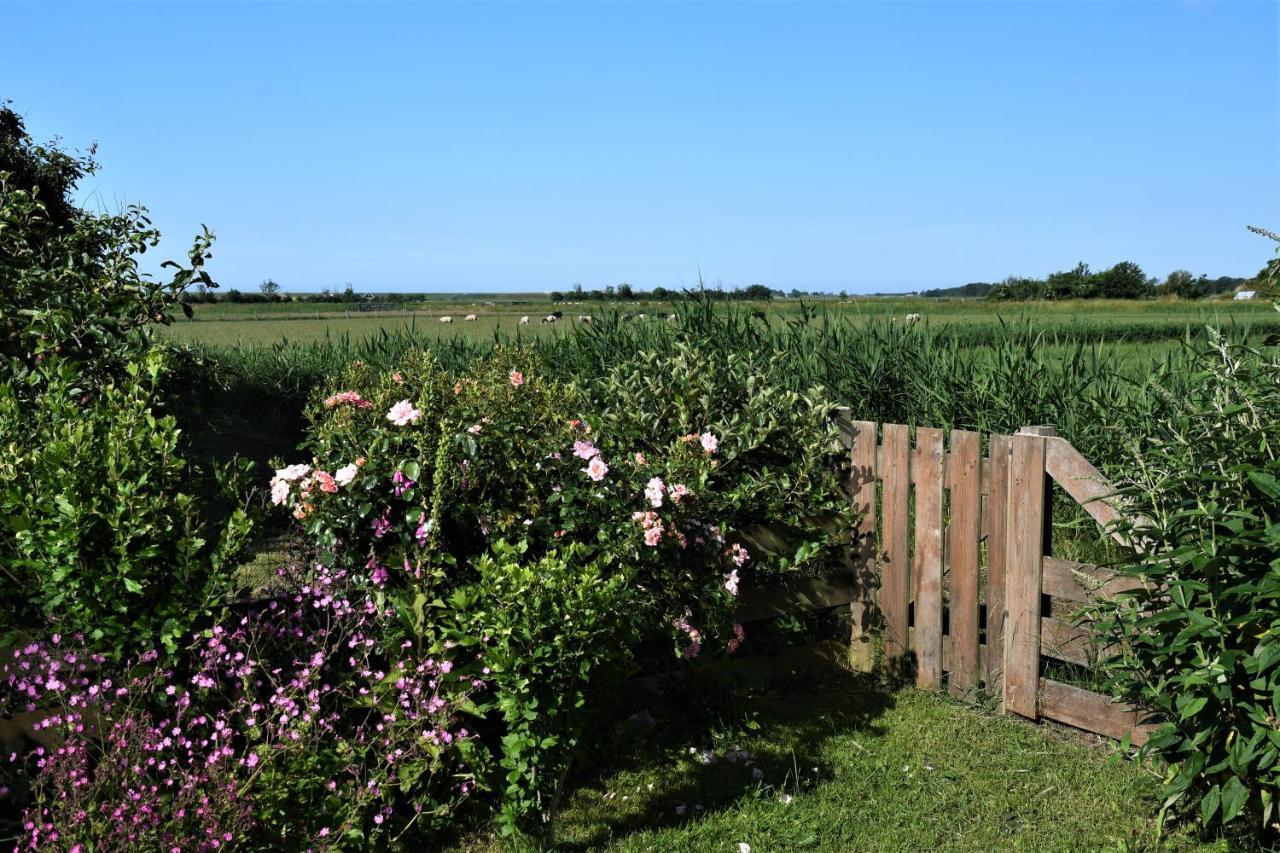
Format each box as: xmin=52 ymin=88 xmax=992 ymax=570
xmin=5 ymin=1 xmax=1278 ymax=293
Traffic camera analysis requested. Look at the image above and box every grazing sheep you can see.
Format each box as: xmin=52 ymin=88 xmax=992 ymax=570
xmin=637 ymin=313 xmax=647 ymax=319
xmin=578 ymin=315 xmax=592 ymax=323
xmin=905 ymin=313 xmax=921 ymax=323
xmin=465 ymin=314 xmax=478 ymax=321
xmin=541 ymin=314 xmax=558 ymax=324
xmin=439 ymin=316 xmax=453 ymax=323
xmin=666 ymin=313 xmax=678 ymax=322
xmin=519 ymin=316 xmax=530 ymax=325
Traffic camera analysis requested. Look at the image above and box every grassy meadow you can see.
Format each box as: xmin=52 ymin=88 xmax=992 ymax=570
xmin=164 ymin=295 xmax=1278 ymax=350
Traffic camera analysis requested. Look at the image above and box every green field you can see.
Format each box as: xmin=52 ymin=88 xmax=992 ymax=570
xmin=164 ymin=296 xmax=1276 ymax=349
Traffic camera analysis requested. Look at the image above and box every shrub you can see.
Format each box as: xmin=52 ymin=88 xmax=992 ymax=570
xmin=0 ymin=351 xmax=253 ymax=658
xmin=268 ymin=348 xmax=845 ymax=837
xmin=1092 ymin=333 xmax=1280 ymax=834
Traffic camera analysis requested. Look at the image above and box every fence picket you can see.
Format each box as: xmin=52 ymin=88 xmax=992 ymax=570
xmin=912 ymin=428 xmax=945 ymax=689
xmin=986 ymin=435 xmax=1011 ymax=691
xmin=880 ymin=424 xmax=912 ymax=667
xmin=946 ymin=430 xmax=982 ymax=698
xmin=847 ymin=420 xmax=879 ymax=671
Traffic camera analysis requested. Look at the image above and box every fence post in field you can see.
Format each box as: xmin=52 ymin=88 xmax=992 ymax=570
xmin=1001 ymin=426 xmax=1054 ymax=719
xmin=843 ymin=415 xmax=879 ymax=672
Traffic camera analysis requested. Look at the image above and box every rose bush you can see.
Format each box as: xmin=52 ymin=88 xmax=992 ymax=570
xmin=265 ymin=346 xmax=853 ymax=837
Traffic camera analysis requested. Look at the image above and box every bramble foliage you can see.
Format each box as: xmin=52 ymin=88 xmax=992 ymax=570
xmin=1092 ymin=333 xmax=1280 ymax=833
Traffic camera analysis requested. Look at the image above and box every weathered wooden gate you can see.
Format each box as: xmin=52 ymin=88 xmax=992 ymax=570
xmin=832 ymin=414 xmax=1150 ymax=743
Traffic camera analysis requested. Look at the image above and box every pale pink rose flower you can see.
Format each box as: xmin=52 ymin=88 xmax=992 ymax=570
xmin=274 ymin=463 xmax=310 ymax=483
xmin=700 ymin=432 xmax=719 ymax=454
xmin=573 ymin=440 xmax=599 ymax=460
xmin=671 ymin=483 xmax=689 ymax=502
xmin=634 ymin=452 xmax=646 ymax=466
xmin=584 ymin=456 xmax=609 ymax=482
xmin=270 ymin=479 xmax=290 ymax=506
xmin=334 ymin=464 xmax=358 ymax=487
xmin=386 ymin=400 xmax=421 ymax=426
xmin=468 ymin=423 xmax=483 ymax=435
xmin=724 ymin=568 xmax=740 ymax=596
xmin=644 ymin=477 xmax=665 ymax=508
xmin=509 ymin=369 xmax=525 ymax=387
xmin=644 ymin=526 xmax=662 ymax=547
xmin=729 ymin=543 xmax=750 ymax=567
xmin=314 ymin=470 xmax=338 ymax=494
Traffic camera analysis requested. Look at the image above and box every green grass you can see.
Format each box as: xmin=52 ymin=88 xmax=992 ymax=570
xmin=456 ymin=670 xmax=1222 ymax=852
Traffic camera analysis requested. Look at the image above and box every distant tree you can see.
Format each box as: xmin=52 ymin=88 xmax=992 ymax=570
xmin=741 ymin=284 xmax=773 ymax=301
xmin=1043 ymin=262 xmax=1091 ymax=300
xmin=616 ymin=283 xmax=633 ymax=299
xmin=260 ymin=278 xmax=281 ymax=299
xmin=1094 ymin=261 xmax=1151 ymax=299
xmin=548 ymin=291 xmax=564 ymax=302
xmin=651 ymin=286 xmax=670 ymax=300
xmin=341 ymin=283 xmax=357 ymax=303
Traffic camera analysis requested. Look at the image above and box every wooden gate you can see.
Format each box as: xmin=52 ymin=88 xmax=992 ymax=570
xmin=834 ymin=413 xmax=1152 ymax=744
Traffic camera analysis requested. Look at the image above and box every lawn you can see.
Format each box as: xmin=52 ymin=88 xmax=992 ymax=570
xmin=456 ymin=669 xmax=1221 ymax=852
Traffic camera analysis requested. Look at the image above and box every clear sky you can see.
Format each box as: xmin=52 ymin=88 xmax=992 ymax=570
xmin=5 ymin=1 xmax=1278 ymax=294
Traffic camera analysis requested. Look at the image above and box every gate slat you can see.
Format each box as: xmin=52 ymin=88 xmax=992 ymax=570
xmin=946 ymin=430 xmax=982 ymax=698
xmin=1002 ymin=433 xmax=1048 ymax=719
xmin=880 ymin=424 xmax=912 ymax=667
xmin=986 ymin=435 xmax=1011 ymax=690
xmin=912 ymin=427 xmax=945 ymax=689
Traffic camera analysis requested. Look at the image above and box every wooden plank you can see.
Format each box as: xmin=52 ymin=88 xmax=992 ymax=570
xmin=912 ymin=427 xmax=945 ymax=690
xmin=1042 ymin=556 xmax=1142 ymax=604
xmin=880 ymin=424 xmax=912 ymax=667
xmin=985 ymin=435 xmax=1011 ymax=689
xmin=1040 ymin=616 xmax=1092 ymax=666
xmin=1002 ymin=433 xmax=1048 ymax=719
xmin=1044 ymin=437 xmax=1127 ymax=544
xmin=1040 ymin=679 xmax=1154 ymax=746
xmin=847 ymin=419 xmax=879 ymax=671
xmin=737 ymin=571 xmax=859 ymax=622
xmin=946 ymin=430 xmax=982 ymax=698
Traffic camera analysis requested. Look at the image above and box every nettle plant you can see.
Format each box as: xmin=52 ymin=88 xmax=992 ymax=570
xmin=1092 ymin=334 xmax=1280 ymax=835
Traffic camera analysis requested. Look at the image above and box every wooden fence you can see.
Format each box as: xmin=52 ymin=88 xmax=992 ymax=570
xmin=739 ymin=414 xmax=1153 ymax=745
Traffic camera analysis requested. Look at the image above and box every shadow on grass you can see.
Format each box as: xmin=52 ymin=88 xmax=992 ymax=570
xmin=555 ymin=667 xmax=893 ymax=851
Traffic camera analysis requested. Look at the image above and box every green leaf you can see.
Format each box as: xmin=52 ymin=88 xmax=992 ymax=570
xmin=1221 ymin=776 xmax=1249 ymax=823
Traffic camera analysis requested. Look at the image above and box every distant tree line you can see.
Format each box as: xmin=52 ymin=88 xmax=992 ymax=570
xmin=921 ymin=261 xmax=1264 ymax=301
xmin=547 ymin=283 xmax=790 ymax=302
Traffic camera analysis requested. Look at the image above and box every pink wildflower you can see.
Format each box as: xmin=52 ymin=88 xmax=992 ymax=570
xmin=634 ymin=452 xmax=646 ymax=466
xmin=334 ymin=463 xmax=358 ymax=487
xmin=573 ymin=439 xmax=599 ymax=460
xmin=671 ymin=483 xmax=689 ymax=502
xmin=700 ymin=431 xmax=719 ymax=454
xmin=509 ymin=369 xmax=525 ymax=387
xmin=644 ymin=526 xmax=663 ymax=546
xmin=270 ymin=479 xmax=290 ymax=506
xmin=584 ymin=456 xmax=609 ymax=482
xmin=729 ymin=543 xmax=750 ymax=567
xmin=392 ymin=371 xmax=405 ymax=384
xmin=386 ymin=400 xmax=421 ymax=426
xmin=724 ymin=568 xmax=740 ymax=597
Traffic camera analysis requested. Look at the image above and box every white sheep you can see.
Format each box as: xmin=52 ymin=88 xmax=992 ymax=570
xmin=519 ymin=316 xmax=530 ymax=325
xmin=465 ymin=314 xmax=478 ymax=321
xmin=439 ymin=316 xmax=453 ymax=323
xmin=905 ymin=313 xmax=921 ymax=323
xmin=541 ymin=315 xmax=558 ymax=324
xmin=578 ymin=315 xmax=592 ymax=323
